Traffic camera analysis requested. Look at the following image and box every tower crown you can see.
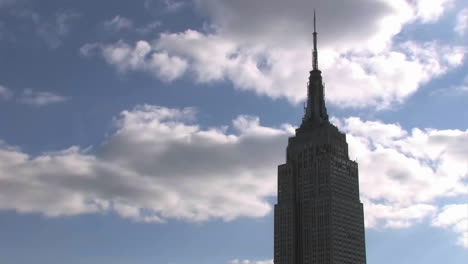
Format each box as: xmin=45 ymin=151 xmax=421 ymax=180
xmin=302 ymin=11 xmax=328 ymax=126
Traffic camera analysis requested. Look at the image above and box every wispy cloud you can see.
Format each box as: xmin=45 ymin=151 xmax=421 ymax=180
xmin=136 ymin=20 xmax=161 ymax=35
xmin=0 ymin=21 xmax=6 ymax=40
xmin=30 ymin=10 xmax=80 ymax=49
xmin=0 ymin=85 xmax=68 ymax=106
xmin=230 ymin=259 xmax=273 ymax=264
xmin=0 ymin=85 xmax=12 ymax=100
xmin=19 ymin=89 xmax=69 ymax=106
xmin=102 ymin=15 xmax=161 ymax=35
xmin=103 ymin=15 xmax=133 ymax=31
xmin=164 ymin=0 xmax=185 ymax=12
xmin=1 ymin=7 xmax=79 ymax=48
xmin=455 ymin=75 xmax=468 ymax=92
xmin=144 ymin=0 xmax=186 ymax=13
xmin=455 ymin=8 xmax=468 ymax=36
xmin=0 ymin=0 xmax=15 ymax=7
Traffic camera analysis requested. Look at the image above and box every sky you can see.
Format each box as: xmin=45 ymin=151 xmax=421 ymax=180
xmin=0 ymin=0 xmax=467 ymax=263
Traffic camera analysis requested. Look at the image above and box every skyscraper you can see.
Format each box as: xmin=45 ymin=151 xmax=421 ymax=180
xmin=273 ymin=13 xmax=367 ymax=264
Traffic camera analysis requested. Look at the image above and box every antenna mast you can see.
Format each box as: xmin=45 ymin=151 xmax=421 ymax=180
xmin=312 ymin=9 xmax=319 ymax=71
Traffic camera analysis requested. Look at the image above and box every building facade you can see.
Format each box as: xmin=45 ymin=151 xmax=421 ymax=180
xmin=273 ymin=15 xmax=367 ymax=264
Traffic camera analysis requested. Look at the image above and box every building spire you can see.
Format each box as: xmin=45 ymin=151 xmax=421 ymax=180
xmin=303 ymin=9 xmax=328 ymax=126
xmin=312 ymin=9 xmax=319 ymax=71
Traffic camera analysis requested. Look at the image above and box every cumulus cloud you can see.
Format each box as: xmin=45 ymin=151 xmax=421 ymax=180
xmin=333 ymin=117 xmax=468 ymax=229
xmin=363 ymin=202 xmax=437 ymax=229
xmin=81 ymin=41 xmax=189 ymax=82
xmin=103 ymin=15 xmax=133 ymax=31
xmin=196 ymin=0 xmax=406 ymax=52
xmin=86 ymin=31 xmax=465 ymax=108
xmin=0 ymin=104 xmax=466 ymax=245
xmin=85 ymin=0 xmax=465 ymax=109
xmin=195 ymin=0 xmax=455 ymax=52
xmin=19 ymin=88 xmax=69 ymax=106
xmin=324 ymin=41 xmax=465 ymax=108
xmin=455 ymin=8 xmax=468 ymax=36
xmin=0 ymin=105 xmax=292 ymax=222
xmin=414 ymin=0 xmax=454 ymax=23
xmin=432 ymin=204 xmax=468 ymax=248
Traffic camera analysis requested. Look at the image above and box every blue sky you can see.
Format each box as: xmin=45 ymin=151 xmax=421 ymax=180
xmin=0 ymin=0 xmax=467 ymax=263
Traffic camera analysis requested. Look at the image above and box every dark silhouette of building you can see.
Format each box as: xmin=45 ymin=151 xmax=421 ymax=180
xmin=274 ymin=12 xmax=367 ymax=264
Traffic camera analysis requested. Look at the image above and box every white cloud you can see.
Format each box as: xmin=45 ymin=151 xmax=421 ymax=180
xmin=333 ymin=117 xmax=468 ymax=229
xmin=196 ymin=0 xmax=409 ymax=53
xmin=341 ymin=117 xmax=468 ymax=203
xmin=104 ymin=15 xmax=133 ymax=31
xmin=414 ymin=0 xmax=454 ymax=23
xmin=84 ymin=40 xmax=189 ymax=82
xmin=87 ymin=32 xmax=465 ymax=108
xmin=0 ymin=105 xmax=466 ymax=247
xmin=196 ymin=0 xmax=454 ymax=51
xmin=85 ymin=0 xmax=465 ymax=109
xmin=19 ymin=89 xmax=69 ymax=106
xmin=0 ymin=105 xmax=291 ymax=222
xmin=432 ymin=204 xmax=468 ymax=248
xmin=324 ymin=41 xmax=465 ymax=108
xmin=363 ymin=200 xmax=437 ymax=229
xmin=0 ymin=85 xmax=12 ymax=100
xmin=455 ymin=8 xmax=468 ymax=36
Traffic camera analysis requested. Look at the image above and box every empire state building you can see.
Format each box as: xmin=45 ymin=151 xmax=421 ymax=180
xmin=273 ymin=14 xmax=367 ymax=264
